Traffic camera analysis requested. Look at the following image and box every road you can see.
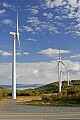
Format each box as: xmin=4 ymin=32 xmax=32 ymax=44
xmin=0 ymin=113 xmax=80 ymax=120
xmin=0 ymin=99 xmax=80 ymax=120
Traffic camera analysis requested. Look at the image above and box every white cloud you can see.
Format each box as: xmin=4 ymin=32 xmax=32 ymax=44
xmin=35 ymin=26 xmax=42 ymax=32
xmin=30 ymin=8 xmax=38 ymax=15
xmin=16 ymin=52 xmax=29 ymax=56
xmin=27 ymin=38 xmax=37 ymax=42
xmin=40 ymin=0 xmax=80 ymax=36
xmin=71 ymin=54 xmax=80 ymax=58
xmin=38 ymin=48 xmax=71 ymax=57
xmin=0 ymin=63 xmax=12 ymax=85
xmin=49 ymin=26 xmax=59 ymax=34
xmin=3 ymin=2 xmax=11 ymax=8
xmin=0 ymin=9 xmax=6 ymax=14
xmin=2 ymin=52 xmax=12 ymax=56
xmin=0 ymin=50 xmax=12 ymax=56
xmin=23 ymin=26 xmax=33 ymax=32
xmin=43 ymin=12 xmax=53 ymax=18
xmin=27 ymin=6 xmax=39 ymax=15
xmin=61 ymin=60 xmax=80 ymax=72
xmin=75 ymin=31 xmax=80 ymax=36
xmin=26 ymin=16 xmax=59 ymax=35
xmin=40 ymin=22 xmax=48 ymax=29
xmin=0 ymin=50 xmax=29 ymax=57
xmin=27 ymin=18 xmax=60 ymax=34
xmin=42 ymin=0 xmax=79 ymax=9
xmin=0 ymin=60 xmax=80 ymax=85
xmin=41 ymin=0 xmax=66 ymax=8
xmin=2 ymin=19 xmax=13 ymax=25
xmin=2 ymin=2 xmax=15 ymax=11
xmin=22 ymin=52 xmax=29 ymax=55
xmin=55 ymin=16 xmax=62 ymax=20
xmin=68 ymin=0 xmax=78 ymax=8
xmin=27 ymin=17 xmax=41 ymax=26
xmin=16 ymin=53 xmax=21 ymax=56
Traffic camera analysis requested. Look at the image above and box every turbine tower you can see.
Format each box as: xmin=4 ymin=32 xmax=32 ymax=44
xmin=67 ymin=70 xmax=70 ymax=86
xmin=61 ymin=64 xmax=72 ymax=86
xmin=57 ymin=51 xmax=62 ymax=92
xmin=9 ymin=1 xmax=20 ymax=99
xmin=60 ymin=66 xmax=63 ymax=87
xmin=66 ymin=68 xmax=72 ymax=86
xmin=57 ymin=50 xmax=66 ymax=92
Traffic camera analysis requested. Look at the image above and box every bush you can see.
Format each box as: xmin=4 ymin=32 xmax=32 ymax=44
xmin=0 ymin=88 xmax=2 ymax=99
xmin=2 ymin=88 xmax=8 ymax=97
xmin=42 ymin=96 xmax=50 ymax=101
xmin=16 ymin=90 xmax=30 ymax=96
xmin=50 ymin=94 xmax=58 ymax=101
xmin=67 ymin=87 xmax=76 ymax=95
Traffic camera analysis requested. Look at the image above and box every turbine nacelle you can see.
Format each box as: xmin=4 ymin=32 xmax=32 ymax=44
xmin=9 ymin=32 xmax=16 ymax=36
xmin=57 ymin=60 xmax=62 ymax=62
xmin=16 ymin=32 xmax=19 ymax=40
xmin=9 ymin=31 xmax=19 ymax=38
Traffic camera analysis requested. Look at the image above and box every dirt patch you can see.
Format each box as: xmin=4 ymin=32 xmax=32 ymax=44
xmin=16 ymin=96 xmax=42 ymax=102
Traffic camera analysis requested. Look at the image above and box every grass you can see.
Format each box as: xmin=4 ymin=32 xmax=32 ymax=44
xmin=19 ymin=99 xmax=80 ymax=107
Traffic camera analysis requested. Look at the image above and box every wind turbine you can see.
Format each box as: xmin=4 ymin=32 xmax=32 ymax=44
xmin=60 ymin=62 xmax=72 ymax=86
xmin=66 ymin=68 xmax=73 ymax=86
xmin=57 ymin=50 xmax=66 ymax=92
xmin=57 ymin=50 xmax=62 ymax=92
xmin=9 ymin=1 xmax=20 ymax=99
xmin=61 ymin=63 xmax=72 ymax=86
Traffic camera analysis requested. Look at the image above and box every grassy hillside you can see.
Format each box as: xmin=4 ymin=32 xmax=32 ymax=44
xmin=0 ymin=80 xmax=80 ymax=97
xmin=35 ymin=80 xmax=80 ymax=94
xmin=0 ymin=80 xmax=80 ymax=106
xmin=21 ymin=80 xmax=80 ymax=106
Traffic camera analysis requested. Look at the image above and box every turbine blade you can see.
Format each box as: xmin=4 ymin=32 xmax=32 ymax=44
xmin=55 ymin=65 xmax=58 ymax=70
xmin=55 ymin=62 xmax=60 ymax=71
xmin=58 ymin=63 xmax=60 ymax=77
xmin=59 ymin=48 xmax=61 ymax=60
xmin=61 ymin=61 xmax=65 ymax=66
xmin=16 ymin=0 xmax=21 ymax=52
xmin=61 ymin=61 xmax=68 ymax=70
xmin=16 ymin=0 xmax=19 ymax=39
xmin=18 ymin=39 xmax=21 ymax=51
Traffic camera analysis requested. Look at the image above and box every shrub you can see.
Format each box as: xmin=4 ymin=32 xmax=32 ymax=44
xmin=2 ymin=88 xmax=8 ymax=97
xmin=42 ymin=96 xmax=50 ymax=101
xmin=67 ymin=87 xmax=76 ymax=95
xmin=0 ymin=88 xmax=2 ymax=99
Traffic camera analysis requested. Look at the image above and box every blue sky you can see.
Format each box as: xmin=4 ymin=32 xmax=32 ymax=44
xmin=0 ymin=0 xmax=80 ymax=85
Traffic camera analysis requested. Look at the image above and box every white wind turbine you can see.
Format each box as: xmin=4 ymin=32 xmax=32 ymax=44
xmin=57 ymin=50 xmax=66 ymax=92
xmin=61 ymin=63 xmax=72 ymax=86
xmin=9 ymin=2 xmax=20 ymax=99
xmin=66 ymin=68 xmax=72 ymax=86
xmin=60 ymin=62 xmax=72 ymax=86
xmin=57 ymin=51 xmax=62 ymax=92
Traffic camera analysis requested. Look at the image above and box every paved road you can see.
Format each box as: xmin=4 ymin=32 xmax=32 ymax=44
xmin=0 ymin=113 xmax=80 ymax=120
xmin=0 ymin=100 xmax=80 ymax=119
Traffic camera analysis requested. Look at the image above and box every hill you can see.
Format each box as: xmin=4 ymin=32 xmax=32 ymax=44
xmin=34 ymin=79 xmax=80 ymax=94
xmin=18 ymin=80 xmax=80 ymax=106
xmin=0 ymin=80 xmax=80 ymax=106
xmin=0 ymin=80 xmax=80 ymax=97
